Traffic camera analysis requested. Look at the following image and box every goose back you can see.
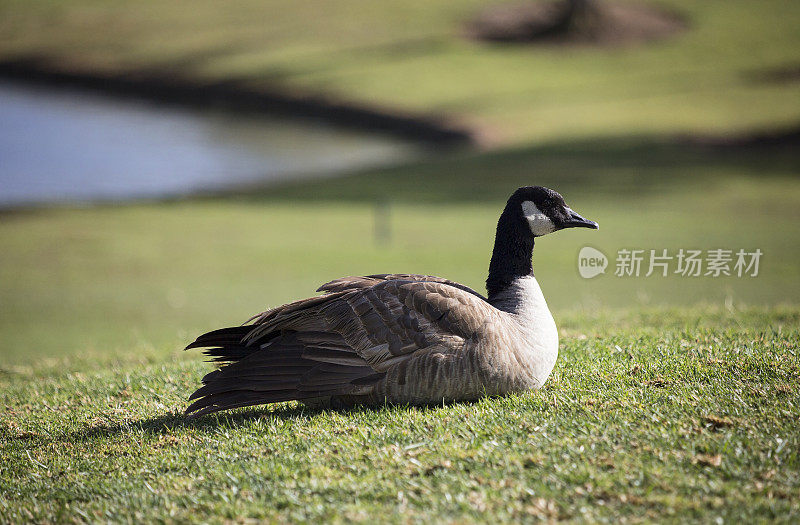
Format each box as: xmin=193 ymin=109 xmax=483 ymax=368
xmin=186 ymin=276 xmax=511 ymax=417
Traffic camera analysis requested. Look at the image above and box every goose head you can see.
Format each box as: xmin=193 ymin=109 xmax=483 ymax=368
xmin=488 ymin=186 xmax=598 ymax=299
xmin=508 ymin=186 xmax=598 ymax=237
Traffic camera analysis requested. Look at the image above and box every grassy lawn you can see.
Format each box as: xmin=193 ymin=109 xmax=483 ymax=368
xmin=1 ymin=0 xmax=799 ymax=521
xmin=1 ymin=143 xmax=799 ymax=521
xmin=1 ymin=0 xmax=799 ymax=144
xmin=2 ymin=139 xmax=799 ymax=365
xmin=2 ymin=308 xmax=798 ymax=522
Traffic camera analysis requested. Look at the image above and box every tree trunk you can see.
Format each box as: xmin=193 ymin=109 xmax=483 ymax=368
xmin=550 ymin=0 xmax=603 ymax=37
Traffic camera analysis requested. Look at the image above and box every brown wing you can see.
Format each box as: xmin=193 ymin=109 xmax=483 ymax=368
xmin=245 ymin=279 xmax=491 ymax=359
xmin=185 ymin=278 xmax=496 ymax=417
xmin=317 ymin=273 xmax=488 ymax=301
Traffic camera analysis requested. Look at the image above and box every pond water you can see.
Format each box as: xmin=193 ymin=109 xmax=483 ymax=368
xmin=0 ymin=81 xmax=423 ymax=207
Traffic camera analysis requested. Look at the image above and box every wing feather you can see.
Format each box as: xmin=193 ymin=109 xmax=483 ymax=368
xmin=185 ymin=276 xmax=497 ymax=417
xmin=317 ymin=273 xmax=487 ymax=301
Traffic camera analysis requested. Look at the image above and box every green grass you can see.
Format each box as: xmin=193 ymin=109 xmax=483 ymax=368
xmin=2 ymin=308 xmax=798 ymax=522
xmin=1 ymin=143 xmax=799 ymax=521
xmin=2 ymin=137 xmax=798 ymax=366
xmin=1 ymin=0 xmax=799 ymax=520
xmin=1 ymin=0 xmax=799 ymax=144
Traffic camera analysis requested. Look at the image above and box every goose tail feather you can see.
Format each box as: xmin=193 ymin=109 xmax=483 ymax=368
xmin=184 ymin=326 xmax=380 ymax=418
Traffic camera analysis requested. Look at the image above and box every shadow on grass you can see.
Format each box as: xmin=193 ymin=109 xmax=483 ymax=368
xmin=4 ymin=405 xmax=330 ymax=447
xmin=19 ymin=403 xmax=421 ymax=446
xmin=61 ymin=404 xmax=339 ymax=443
xmin=10 ymin=400 xmax=476 ymax=447
xmin=200 ymin=129 xmax=800 ymax=205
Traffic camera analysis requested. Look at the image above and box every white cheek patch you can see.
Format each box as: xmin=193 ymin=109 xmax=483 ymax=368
xmin=521 ymin=200 xmax=556 ymax=236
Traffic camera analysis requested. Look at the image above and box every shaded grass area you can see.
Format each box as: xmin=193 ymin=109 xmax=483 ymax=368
xmin=2 ymin=308 xmax=798 ymax=522
xmin=1 ymin=0 xmax=799 ymax=144
xmin=252 ymin=133 xmax=800 ymax=202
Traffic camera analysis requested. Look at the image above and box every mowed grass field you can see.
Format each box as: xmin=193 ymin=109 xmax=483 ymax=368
xmin=2 ymin=309 xmax=798 ymax=522
xmin=2 ymin=144 xmax=799 ymax=522
xmin=1 ymin=0 xmax=799 ymax=144
xmin=2 ymin=0 xmax=800 ymax=521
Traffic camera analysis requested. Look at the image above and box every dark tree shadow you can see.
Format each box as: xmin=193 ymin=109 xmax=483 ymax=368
xmin=466 ymin=0 xmax=687 ymax=47
xmin=204 ymin=129 xmax=800 ymax=206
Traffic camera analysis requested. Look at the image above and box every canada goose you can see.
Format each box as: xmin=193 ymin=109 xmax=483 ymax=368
xmin=185 ymin=186 xmax=597 ymax=417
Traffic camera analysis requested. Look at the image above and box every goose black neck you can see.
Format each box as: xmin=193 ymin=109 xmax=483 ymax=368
xmin=486 ymin=208 xmax=535 ymax=300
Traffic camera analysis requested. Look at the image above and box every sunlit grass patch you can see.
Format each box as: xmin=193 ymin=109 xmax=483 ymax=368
xmin=1 ymin=308 xmax=797 ymax=522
